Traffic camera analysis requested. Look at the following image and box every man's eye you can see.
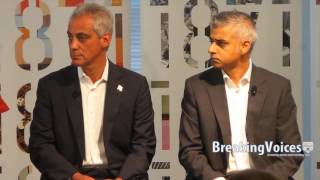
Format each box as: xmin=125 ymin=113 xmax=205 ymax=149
xmin=216 ymin=41 xmax=226 ymax=48
xmin=217 ymin=42 xmax=224 ymax=46
xmin=77 ymin=35 xmax=89 ymax=40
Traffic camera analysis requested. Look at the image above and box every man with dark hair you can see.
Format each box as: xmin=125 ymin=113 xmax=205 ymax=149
xmin=179 ymin=10 xmax=303 ymax=180
xmin=29 ymin=3 xmax=156 ymax=180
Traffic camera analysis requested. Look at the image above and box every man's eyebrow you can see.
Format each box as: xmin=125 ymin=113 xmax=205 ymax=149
xmin=77 ymin=32 xmax=88 ymax=35
xmin=210 ymin=38 xmax=228 ymax=43
xmin=215 ymin=38 xmax=227 ymax=43
xmin=66 ymin=32 xmax=90 ymax=36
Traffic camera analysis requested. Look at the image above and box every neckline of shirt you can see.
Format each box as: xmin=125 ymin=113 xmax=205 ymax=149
xmin=221 ymin=59 xmax=252 ymax=89
xmin=77 ymin=59 xmax=109 ymax=89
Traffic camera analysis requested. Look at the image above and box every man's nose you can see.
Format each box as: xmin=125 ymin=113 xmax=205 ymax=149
xmin=208 ymin=43 xmax=216 ymax=54
xmin=69 ymin=38 xmax=79 ymax=50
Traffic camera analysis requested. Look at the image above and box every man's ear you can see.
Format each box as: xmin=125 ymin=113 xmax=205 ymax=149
xmin=100 ymin=32 xmax=112 ymax=49
xmin=240 ymin=40 xmax=252 ymax=55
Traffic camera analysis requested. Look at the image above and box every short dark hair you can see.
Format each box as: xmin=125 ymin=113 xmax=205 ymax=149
xmin=211 ymin=10 xmax=257 ymax=43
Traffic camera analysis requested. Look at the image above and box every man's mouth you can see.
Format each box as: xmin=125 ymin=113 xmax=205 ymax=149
xmin=212 ymin=57 xmax=219 ymax=61
xmin=71 ymin=55 xmax=82 ymax=59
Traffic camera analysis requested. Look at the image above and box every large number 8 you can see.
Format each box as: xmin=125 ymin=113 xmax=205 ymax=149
xmin=15 ymin=0 xmax=52 ymax=71
xmin=183 ymin=0 xmax=218 ymax=68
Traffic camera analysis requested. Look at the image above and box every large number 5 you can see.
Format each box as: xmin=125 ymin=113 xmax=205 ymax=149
xmin=16 ymin=83 xmax=31 ymax=153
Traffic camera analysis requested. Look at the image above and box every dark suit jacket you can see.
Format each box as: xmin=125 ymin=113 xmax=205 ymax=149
xmin=179 ymin=65 xmax=303 ymax=180
xmin=29 ymin=61 xmax=156 ymax=180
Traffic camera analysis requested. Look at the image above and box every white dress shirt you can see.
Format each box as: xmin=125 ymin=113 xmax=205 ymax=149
xmin=223 ymin=60 xmax=252 ymax=173
xmin=78 ymin=61 xmax=109 ymax=166
xmin=214 ymin=61 xmax=252 ymax=180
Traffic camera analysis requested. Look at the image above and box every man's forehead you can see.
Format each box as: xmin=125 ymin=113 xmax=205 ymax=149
xmin=67 ymin=21 xmax=94 ymax=34
xmin=210 ymin=26 xmax=235 ymax=38
xmin=210 ymin=29 xmax=227 ymax=39
xmin=67 ymin=26 xmax=92 ymax=34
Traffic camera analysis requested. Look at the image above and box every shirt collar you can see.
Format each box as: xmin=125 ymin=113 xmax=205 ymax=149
xmin=222 ymin=59 xmax=252 ymax=88
xmin=77 ymin=59 xmax=109 ymax=83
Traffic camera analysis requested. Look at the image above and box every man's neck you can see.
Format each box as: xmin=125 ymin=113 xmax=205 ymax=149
xmin=223 ymin=58 xmax=250 ymax=85
xmin=82 ymin=58 xmax=107 ymax=83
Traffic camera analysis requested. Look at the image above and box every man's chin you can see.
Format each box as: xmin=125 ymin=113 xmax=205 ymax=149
xmin=71 ymin=62 xmax=83 ymax=67
xmin=212 ymin=61 xmax=223 ymax=68
xmin=71 ymin=59 xmax=82 ymax=66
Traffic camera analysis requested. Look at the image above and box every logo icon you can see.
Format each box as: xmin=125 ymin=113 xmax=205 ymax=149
xmin=117 ymin=84 xmax=123 ymax=92
xmin=303 ymin=141 xmax=313 ymax=154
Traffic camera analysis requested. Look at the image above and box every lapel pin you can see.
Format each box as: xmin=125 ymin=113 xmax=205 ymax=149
xmin=117 ymin=84 xmax=123 ymax=92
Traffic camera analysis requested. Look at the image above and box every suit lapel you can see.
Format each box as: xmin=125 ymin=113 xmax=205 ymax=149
xmin=204 ymin=69 xmax=232 ymax=146
xmin=204 ymin=66 xmax=267 ymax=163
xmin=63 ymin=66 xmax=85 ymax=159
xmin=246 ymin=65 xmax=267 ymax=144
xmin=204 ymin=69 xmax=231 ymax=164
xmin=103 ymin=61 xmax=122 ymax=148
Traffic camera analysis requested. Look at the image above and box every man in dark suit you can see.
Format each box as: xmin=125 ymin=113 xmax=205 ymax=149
xmin=179 ymin=11 xmax=303 ymax=180
xmin=29 ymin=3 xmax=156 ymax=180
